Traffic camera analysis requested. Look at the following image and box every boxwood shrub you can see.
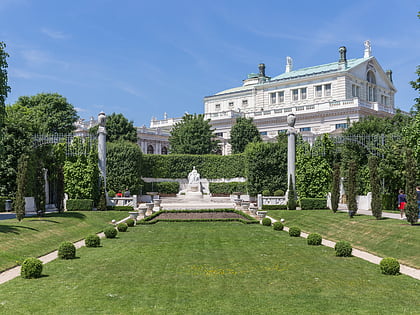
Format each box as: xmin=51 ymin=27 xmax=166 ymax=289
xmin=289 ymin=226 xmax=301 ymax=237
xmin=21 ymin=257 xmax=43 ymax=279
xmin=262 ymin=204 xmax=287 ymax=210
xmin=380 ymin=257 xmax=400 ymax=275
xmin=144 ymin=181 xmax=180 ymax=194
xmin=307 ymin=233 xmax=322 ymax=245
xmin=58 ymin=241 xmax=76 ymax=259
xmin=66 ymin=199 xmax=93 ymax=211
xmin=273 ymin=221 xmax=284 ymax=231
xmin=335 ymin=241 xmax=352 ymax=257
xmin=104 ymin=227 xmax=118 ymax=238
xmin=209 ymin=182 xmax=248 ymax=195
xmin=106 ymin=205 xmax=134 ymax=211
xmin=85 ymin=234 xmax=101 ymax=247
xmin=273 ymin=190 xmax=284 ymax=196
xmin=299 ymin=198 xmax=328 ymax=210
xmin=261 ymin=217 xmax=272 ymax=226
xmin=117 ymin=222 xmax=128 ymax=232
xmin=126 ymin=218 xmax=135 ymax=227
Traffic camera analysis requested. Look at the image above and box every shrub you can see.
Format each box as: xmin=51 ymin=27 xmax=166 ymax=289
xmin=289 ymin=226 xmax=301 ymax=237
xmin=21 ymin=257 xmax=43 ymax=279
xmin=108 ymin=206 xmax=134 ymax=211
xmin=299 ymin=198 xmax=328 ymax=210
xmin=126 ymin=218 xmax=135 ymax=227
xmin=104 ymin=227 xmax=118 ymax=238
xmin=66 ymin=199 xmax=93 ymax=211
xmin=117 ymin=222 xmax=128 ymax=232
xmin=380 ymin=257 xmax=400 ymax=275
xmin=262 ymin=204 xmax=288 ymax=210
xmin=262 ymin=189 xmax=271 ymax=196
xmin=58 ymin=241 xmax=76 ymax=259
xmin=335 ymin=241 xmax=352 ymax=257
xmin=208 ymin=182 xmax=248 ymax=195
xmin=273 ymin=189 xmax=284 ymax=196
xmin=108 ymin=190 xmax=116 ymax=197
xmin=85 ymin=234 xmax=101 ymax=247
xmin=273 ymin=221 xmax=284 ymax=231
xmin=307 ymin=233 xmax=322 ymax=245
xmin=261 ymin=217 xmax=272 ymax=226
xmin=381 ymin=193 xmax=394 ymax=211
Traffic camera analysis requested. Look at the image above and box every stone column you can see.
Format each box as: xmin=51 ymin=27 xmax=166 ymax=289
xmin=97 ymin=112 xmax=107 ymax=189
xmin=43 ymin=168 xmax=49 ymax=206
xmin=286 ymin=113 xmax=297 ymax=190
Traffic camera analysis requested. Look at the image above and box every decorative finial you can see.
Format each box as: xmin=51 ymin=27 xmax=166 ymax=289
xmin=258 ymin=63 xmax=266 ymax=77
xmin=285 ymin=56 xmax=293 ymax=73
xmin=364 ymin=40 xmax=372 ymax=58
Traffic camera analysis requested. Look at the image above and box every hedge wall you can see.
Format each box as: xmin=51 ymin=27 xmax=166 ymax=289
xmin=208 ymin=182 xmax=248 ymax=195
xmin=66 ymin=199 xmax=93 ymax=211
xmin=142 ymin=154 xmax=245 ymax=179
xmin=299 ymin=198 xmax=328 ymax=210
xmin=144 ymin=182 xmax=180 ymax=194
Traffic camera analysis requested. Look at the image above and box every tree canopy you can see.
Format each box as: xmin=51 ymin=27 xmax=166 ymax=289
xmin=0 ymin=42 xmax=10 ymax=134
xmin=230 ymin=117 xmax=261 ymax=154
xmin=90 ymin=112 xmax=137 ymax=142
xmin=169 ymin=113 xmax=219 ymax=154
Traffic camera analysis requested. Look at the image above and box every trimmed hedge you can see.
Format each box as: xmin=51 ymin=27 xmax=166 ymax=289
xmin=380 ymin=257 xmax=400 ymax=275
xmin=307 ymin=233 xmax=322 ymax=245
xmin=104 ymin=227 xmax=118 ymax=238
xmin=85 ymin=234 xmax=101 ymax=247
xmin=262 ymin=204 xmax=288 ymax=210
xmin=261 ymin=217 xmax=272 ymax=226
xmin=58 ymin=241 xmax=76 ymax=259
xmin=273 ymin=221 xmax=284 ymax=231
xmin=209 ymin=182 xmax=248 ymax=195
xmin=335 ymin=241 xmax=352 ymax=257
xmin=66 ymin=199 xmax=93 ymax=211
xmin=126 ymin=218 xmax=135 ymax=227
xmin=142 ymin=154 xmax=246 ymax=179
xmin=144 ymin=181 xmax=179 ymax=194
xmin=21 ymin=257 xmax=43 ymax=279
xmin=299 ymin=198 xmax=328 ymax=210
xmin=289 ymin=226 xmax=301 ymax=237
xmin=106 ymin=205 xmax=134 ymax=211
xmin=117 ymin=223 xmax=128 ymax=232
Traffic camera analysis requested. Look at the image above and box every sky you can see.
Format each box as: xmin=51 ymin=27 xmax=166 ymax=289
xmin=1 ymin=0 xmax=419 ymax=127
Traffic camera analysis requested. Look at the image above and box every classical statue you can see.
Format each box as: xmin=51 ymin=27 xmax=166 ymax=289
xmin=287 ymin=113 xmax=296 ymax=127
xmin=188 ymin=166 xmax=201 ymax=184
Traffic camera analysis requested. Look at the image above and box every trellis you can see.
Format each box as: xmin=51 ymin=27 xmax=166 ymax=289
xmin=32 ymin=134 xmax=97 ymax=156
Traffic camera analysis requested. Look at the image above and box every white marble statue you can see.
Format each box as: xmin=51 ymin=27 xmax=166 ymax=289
xmin=188 ymin=166 xmax=201 ymax=184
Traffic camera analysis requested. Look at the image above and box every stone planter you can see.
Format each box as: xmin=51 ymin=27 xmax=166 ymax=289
xmin=241 ymin=201 xmax=250 ymax=211
xmin=153 ymin=199 xmax=162 ymax=212
xmin=233 ymin=199 xmax=242 ymax=210
xmin=128 ymin=211 xmax=138 ymax=221
xmin=146 ymin=203 xmax=154 ymax=215
xmin=138 ymin=206 xmax=147 ymax=219
xmin=257 ymin=211 xmax=267 ymax=219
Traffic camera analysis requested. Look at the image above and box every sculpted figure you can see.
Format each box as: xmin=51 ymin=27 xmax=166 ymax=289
xmin=188 ymin=166 xmax=201 ymax=184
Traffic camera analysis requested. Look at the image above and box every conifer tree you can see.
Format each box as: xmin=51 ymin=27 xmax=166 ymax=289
xmin=287 ymin=174 xmax=296 ymax=210
xmin=369 ymin=156 xmax=382 ymax=219
xmin=347 ymin=160 xmax=358 ymax=218
xmin=15 ymin=154 xmax=29 ymax=221
xmin=404 ymin=149 xmax=418 ymax=225
xmin=331 ymin=163 xmax=340 ymax=213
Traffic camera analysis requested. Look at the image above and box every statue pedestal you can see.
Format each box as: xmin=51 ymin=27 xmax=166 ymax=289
xmin=183 ymin=184 xmax=203 ymax=199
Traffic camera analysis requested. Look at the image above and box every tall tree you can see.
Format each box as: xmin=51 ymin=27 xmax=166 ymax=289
xmin=369 ymin=155 xmax=382 ymax=219
xmin=404 ymin=148 xmax=418 ymax=225
xmin=331 ymin=163 xmax=340 ymax=213
xmin=14 ymin=93 xmax=78 ymax=134
xmin=347 ymin=160 xmax=358 ymax=218
xmin=169 ymin=113 xmax=219 ymax=154
xmin=230 ymin=117 xmax=261 ymax=154
xmin=90 ymin=112 xmax=137 ymax=142
xmin=0 ymin=41 xmax=10 ymax=135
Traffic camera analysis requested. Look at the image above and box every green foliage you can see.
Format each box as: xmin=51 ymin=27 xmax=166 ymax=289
xmin=299 ymin=198 xmax=327 ymax=210
xmin=117 ymin=222 xmax=128 ymax=232
xmin=125 ymin=218 xmax=135 ymax=227
xmin=0 ymin=41 xmax=10 ymax=134
xmin=58 ymin=241 xmax=76 ymax=259
xmin=347 ymin=161 xmax=358 ymax=217
xmin=107 ymin=206 xmax=134 ymax=211
xmin=307 ymin=233 xmax=322 ymax=246
xmin=97 ymin=181 xmax=107 ymax=211
xmin=287 ymin=175 xmax=296 ymax=210
xmin=230 ymin=117 xmax=262 ymax=154
xmin=262 ymin=189 xmax=271 ymax=196
xmin=273 ymin=189 xmax=284 ymax=196
xmin=90 ymin=112 xmax=137 ymax=142
xmin=261 ymin=217 xmax=272 ymax=226
xmin=262 ymin=204 xmax=288 ymax=210
xmin=0 ymin=196 xmax=10 ymax=211
xmin=381 ymin=194 xmax=394 ymax=211
xmin=142 ymin=153 xmax=245 ymax=179
xmin=144 ymin=181 xmax=179 ymax=194
xmin=296 ymin=135 xmax=334 ymax=198
xmin=15 ymin=154 xmax=29 ymax=221
xmin=20 ymin=257 xmax=43 ymax=279
xmin=244 ymin=142 xmax=287 ymax=196
xmin=404 ymin=148 xmax=418 ymax=225
xmin=273 ymin=221 xmax=284 ymax=230
xmin=288 ymin=226 xmax=301 ymax=237
xmin=380 ymin=257 xmax=400 ymax=275
xmin=66 ymin=199 xmax=93 ymax=211
xmin=169 ymin=113 xmax=219 ymax=154
xmin=104 ymin=227 xmax=118 ymax=238
xmin=369 ymin=156 xmax=382 ymax=219
xmin=208 ymin=182 xmax=247 ymax=195
xmin=335 ymin=241 xmax=352 ymax=257
xmin=85 ymin=234 xmax=101 ymax=247
xmin=331 ymin=163 xmax=340 ymax=213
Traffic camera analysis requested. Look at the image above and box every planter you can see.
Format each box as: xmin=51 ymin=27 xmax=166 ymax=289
xmin=257 ymin=211 xmax=267 ymax=219
xmin=128 ymin=211 xmax=138 ymax=221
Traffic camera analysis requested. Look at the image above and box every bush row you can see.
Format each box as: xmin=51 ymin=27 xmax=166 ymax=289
xmin=208 ymin=182 xmax=248 ymax=195
xmin=143 ymin=181 xmax=180 ymax=194
xmin=262 ymin=205 xmax=288 ymax=210
xmin=66 ymin=199 xmax=93 ymax=211
xmin=106 ymin=205 xmax=134 ymax=211
xmin=299 ymin=198 xmax=328 ymax=210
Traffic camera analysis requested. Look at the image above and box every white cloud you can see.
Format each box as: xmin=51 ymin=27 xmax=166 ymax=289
xmin=41 ymin=28 xmax=69 ymax=40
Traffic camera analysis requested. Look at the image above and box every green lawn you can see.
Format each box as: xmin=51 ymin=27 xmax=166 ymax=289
xmin=0 ymin=221 xmax=419 ymax=314
xmin=268 ymin=210 xmax=420 ymax=268
xmin=0 ymin=211 xmax=127 ymax=271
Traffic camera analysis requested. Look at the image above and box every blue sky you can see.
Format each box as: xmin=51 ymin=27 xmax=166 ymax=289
xmin=1 ymin=0 xmax=419 ymax=127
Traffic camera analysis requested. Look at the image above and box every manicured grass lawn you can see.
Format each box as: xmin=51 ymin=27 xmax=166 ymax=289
xmin=0 ymin=221 xmax=419 ymax=314
xmin=0 ymin=211 xmax=127 ymax=271
xmin=268 ymin=210 xmax=420 ymax=268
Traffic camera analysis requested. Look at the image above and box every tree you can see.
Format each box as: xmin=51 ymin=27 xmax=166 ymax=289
xmin=404 ymin=148 xmax=418 ymax=225
xmin=15 ymin=154 xmax=29 ymax=221
xmin=369 ymin=156 xmax=382 ymax=219
xmin=90 ymin=112 xmax=137 ymax=142
xmin=14 ymin=93 xmax=78 ymax=134
xmin=347 ymin=160 xmax=358 ymax=218
xmin=230 ymin=117 xmax=261 ymax=154
xmin=331 ymin=163 xmax=340 ymax=213
xmin=0 ymin=41 xmax=10 ymax=135
xmin=287 ymin=174 xmax=297 ymax=210
xmin=169 ymin=113 xmax=219 ymax=154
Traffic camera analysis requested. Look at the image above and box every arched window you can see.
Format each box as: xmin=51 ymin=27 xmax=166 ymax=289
xmin=147 ymin=145 xmax=154 ymax=154
xmin=367 ymin=71 xmax=376 ymax=84
xmin=366 ymin=70 xmax=377 ymax=102
xmin=161 ymin=146 xmax=168 ymax=155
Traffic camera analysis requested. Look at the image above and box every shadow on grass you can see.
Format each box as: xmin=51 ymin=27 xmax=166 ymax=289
xmin=26 ymin=219 xmax=60 ymax=224
xmin=47 ymin=212 xmax=87 ymax=220
xmin=0 ymin=225 xmax=39 ymax=234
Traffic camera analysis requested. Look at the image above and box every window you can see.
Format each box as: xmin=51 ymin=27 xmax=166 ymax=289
xmin=242 ymin=99 xmax=248 ymax=106
xmin=260 ymin=131 xmax=267 ymax=136
xmin=278 ymin=91 xmax=284 ymax=103
xmin=315 ymin=85 xmax=322 ymax=97
xmin=161 ymin=146 xmax=168 ymax=155
xmin=292 ymin=89 xmax=299 ymax=101
xmin=299 ymin=127 xmax=311 ymax=132
xmin=215 ymin=104 xmax=221 ymax=110
xmin=147 ymin=145 xmax=154 ymax=154
xmin=278 ymin=130 xmax=287 ymax=134
xmin=381 ymin=95 xmax=388 ymax=105
xmin=352 ymin=84 xmax=360 ymax=97
xmin=270 ymin=92 xmax=277 ymax=104
xmin=228 ymin=102 xmax=234 ymax=108
xmin=300 ymin=88 xmax=307 ymax=100
xmin=215 ymin=132 xmax=223 ymax=137
xmin=366 ymin=70 xmax=377 ymax=102
xmin=324 ymin=84 xmax=331 ymax=96
xmin=335 ymin=123 xmax=348 ymax=129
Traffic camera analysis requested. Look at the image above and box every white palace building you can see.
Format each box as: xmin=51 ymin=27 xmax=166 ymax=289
xmin=150 ymin=41 xmax=396 ymax=155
